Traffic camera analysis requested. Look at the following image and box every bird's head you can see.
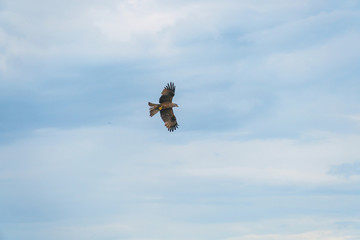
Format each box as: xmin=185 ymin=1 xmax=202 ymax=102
xmin=173 ymin=103 xmax=179 ymax=107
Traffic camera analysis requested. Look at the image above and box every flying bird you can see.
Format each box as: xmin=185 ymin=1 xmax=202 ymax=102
xmin=148 ymin=82 xmax=179 ymax=132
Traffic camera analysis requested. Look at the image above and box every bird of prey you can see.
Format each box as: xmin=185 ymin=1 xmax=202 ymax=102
xmin=148 ymin=82 xmax=179 ymax=132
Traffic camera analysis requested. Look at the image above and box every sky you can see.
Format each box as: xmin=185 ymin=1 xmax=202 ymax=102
xmin=1 ymin=0 xmax=360 ymax=239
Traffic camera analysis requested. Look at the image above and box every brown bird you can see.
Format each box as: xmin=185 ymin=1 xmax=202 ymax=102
xmin=148 ymin=82 xmax=179 ymax=132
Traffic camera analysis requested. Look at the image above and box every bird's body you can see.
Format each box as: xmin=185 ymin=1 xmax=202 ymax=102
xmin=148 ymin=82 xmax=179 ymax=132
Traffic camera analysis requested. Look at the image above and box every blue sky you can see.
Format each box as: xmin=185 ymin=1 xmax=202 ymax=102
xmin=1 ymin=0 xmax=360 ymax=239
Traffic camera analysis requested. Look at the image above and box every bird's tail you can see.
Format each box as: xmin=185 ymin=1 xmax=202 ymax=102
xmin=148 ymin=102 xmax=160 ymax=117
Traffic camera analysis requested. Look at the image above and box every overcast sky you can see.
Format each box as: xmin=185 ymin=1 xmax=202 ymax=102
xmin=1 ymin=0 xmax=360 ymax=239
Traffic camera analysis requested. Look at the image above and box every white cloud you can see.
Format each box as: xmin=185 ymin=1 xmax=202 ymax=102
xmin=87 ymin=1 xmax=179 ymax=42
xmin=342 ymin=114 xmax=360 ymax=122
xmin=0 ymin=0 xmax=194 ymax=62
xmin=48 ymin=222 xmax=133 ymax=240
xmin=4 ymin=215 xmax=360 ymax=240
xmin=227 ymin=231 xmax=357 ymax=240
xmin=1 ymin=126 xmax=360 ymax=239
xmin=0 ymin=0 xmax=358 ymax=81
xmin=163 ymin=133 xmax=360 ymax=186
xmin=2 ymin=126 xmax=360 ymax=191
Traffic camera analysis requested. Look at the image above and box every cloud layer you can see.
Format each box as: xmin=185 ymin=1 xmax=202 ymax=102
xmin=1 ymin=0 xmax=360 ymax=239
xmin=1 ymin=126 xmax=360 ymax=239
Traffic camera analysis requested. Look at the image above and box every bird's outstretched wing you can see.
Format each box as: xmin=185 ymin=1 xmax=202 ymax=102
xmin=160 ymin=108 xmax=178 ymax=132
xmin=159 ymin=82 xmax=175 ymax=103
